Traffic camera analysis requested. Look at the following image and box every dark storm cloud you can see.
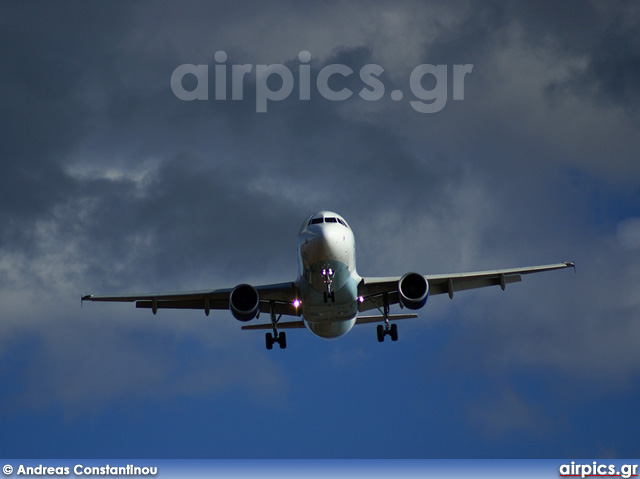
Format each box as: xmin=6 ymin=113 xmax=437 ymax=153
xmin=0 ymin=0 xmax=635 ymax=324
xmin=0 ymin=2 xmax=136 ymax=250
xmin=549 ymin=18 xmax=640 ymax=111
xmin=0 ymin=7 xmax=585 ymax=301
xmin=1 ymin=0 xmax=640 ymax=457
xmin=520 ymin=2 xmax=640 ymax=112
xmin=421 ymin=0 xmax=640 ymax=120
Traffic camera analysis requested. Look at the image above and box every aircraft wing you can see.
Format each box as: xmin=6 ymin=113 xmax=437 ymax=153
xmin=357 ymin=262 xmax=574 ymax=313
xmin=81 ymin=282 xmax=301 ymax=317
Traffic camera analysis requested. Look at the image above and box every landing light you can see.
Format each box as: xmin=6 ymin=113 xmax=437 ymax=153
xmin=293 ymin=299 xmax=301 ymax=308
xmin=358 ymin=296 xmax=364 ymax=303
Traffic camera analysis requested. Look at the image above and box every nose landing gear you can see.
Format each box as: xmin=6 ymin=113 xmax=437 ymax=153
xmin=323 ymin=291 xmax=335 ymax=303
xmin=321 ymin=268 xmax=335 ymax=303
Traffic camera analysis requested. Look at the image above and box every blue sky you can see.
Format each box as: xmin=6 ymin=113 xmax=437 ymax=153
xmin=1 ymin=0 xmax=640 ymax=458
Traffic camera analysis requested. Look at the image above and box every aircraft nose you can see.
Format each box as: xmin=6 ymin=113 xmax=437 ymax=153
xmin=303 ymin=226 xmax=332 ymax=257
xmin=300 ymin=222 xmax=349 ymax=266
xmin=317 ymin=226 xmax=345 ymax=257
xmin=311 ymin=230 xmax=332 ymax=255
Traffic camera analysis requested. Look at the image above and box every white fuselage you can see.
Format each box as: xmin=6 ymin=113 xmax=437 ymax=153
xmin=295 ymin=212 xmax=361 ymax=339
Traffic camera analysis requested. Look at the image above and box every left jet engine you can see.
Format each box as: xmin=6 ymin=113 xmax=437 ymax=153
xmin=229 ymin=284 xmax=260 ymax=321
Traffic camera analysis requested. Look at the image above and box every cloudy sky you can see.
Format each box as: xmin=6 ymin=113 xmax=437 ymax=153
xmin=1 ymin=0 xmax=639 ymax=458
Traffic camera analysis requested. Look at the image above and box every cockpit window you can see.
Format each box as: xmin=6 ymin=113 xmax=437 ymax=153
xmin=305 ymin=215 xmax=350 ymax=228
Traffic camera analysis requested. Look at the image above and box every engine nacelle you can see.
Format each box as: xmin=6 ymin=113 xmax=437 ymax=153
xmin=229 ymin=284 xmax=260 ymax=321
xmin=398 ymin=272 xmax=429 ymax=310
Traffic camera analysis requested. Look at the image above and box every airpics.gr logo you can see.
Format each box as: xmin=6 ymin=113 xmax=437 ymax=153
xmin=559 ymin=461 xmax=639 ymax=478
xmin=171 ymin=50 xmax=473 ymax=113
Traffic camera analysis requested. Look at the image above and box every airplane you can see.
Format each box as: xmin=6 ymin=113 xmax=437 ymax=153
xmin=82 ymin=211 xmax=574 ymax=350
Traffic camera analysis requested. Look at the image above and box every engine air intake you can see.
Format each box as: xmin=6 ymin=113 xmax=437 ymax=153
xmin=229 ymin=284 xmax=260 ymax=321
xmin=398 ymin=273 xmax=429 ymax=310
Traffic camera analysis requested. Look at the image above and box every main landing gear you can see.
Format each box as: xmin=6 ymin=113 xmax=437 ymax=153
xmin=377 ymin=323 xmax=398 ymax=342
xmin=266 ymin=331 xmax=286 ymax=350
xmin=265 ymin=301 xmax=286 ymax=350
xmin=376 ymin=293 xmax=399 ymax=343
